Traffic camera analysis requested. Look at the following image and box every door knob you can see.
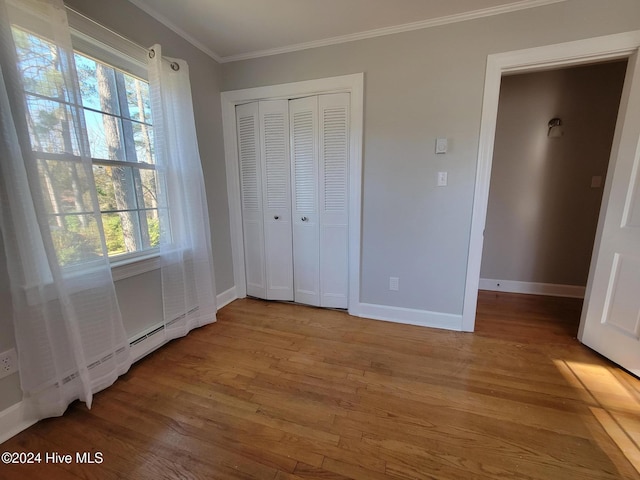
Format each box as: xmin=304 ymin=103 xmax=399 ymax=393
xmin=301 ymin=216 xmax=308 ymax=222
xmin=274 ymin=215 xmax=279 ymax=220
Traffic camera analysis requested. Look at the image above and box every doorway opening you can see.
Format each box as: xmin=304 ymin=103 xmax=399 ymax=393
xmin=462 ymin=32 xmax=640 ymax=341
xmin=476 ymin=60 xmax=628 ymax=340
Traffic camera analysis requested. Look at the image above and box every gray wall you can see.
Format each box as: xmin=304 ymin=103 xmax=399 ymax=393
xmin=481 ymin=62 xmax=626 ymax=286
xmin=221 ymin=0 xmax=640 ymax=314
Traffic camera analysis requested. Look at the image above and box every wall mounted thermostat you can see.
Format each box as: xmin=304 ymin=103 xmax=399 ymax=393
xmin=435 ymin=137 xmax=448 ymax=154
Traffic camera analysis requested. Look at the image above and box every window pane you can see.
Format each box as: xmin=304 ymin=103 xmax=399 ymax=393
xmin=95 ymin=165 xmax=138 ymax=211
xmin=38 ymin=159 xmax=92 ymax=214
xmin=133 ymin=168 xmax=158 ymax=210
xmin=26 ymin=95 xmax=80 ymax=155
xmin=13 ymin=28 xmax=70 ymax=102
xmin=74 ymin=53 xmax=120 ymax=115
xmin=101 ymin=213 xmax=126 ymax=257
xmin=123 ymin=75 xmax=152 ymax=124
xmin=93 ymin=164 xmax=115 ymax=211
xmin=49 ymin=214 xmax=103 ymax=266
xmin=145 ymin=210 xmax=160 ymax=249
xmin=101 ymin=211 xmax=143 ymax=256
xmin=84 ymin=109 xmax=125 ymax=161
xmin=127 ymin=120 xmax=155 ymax=164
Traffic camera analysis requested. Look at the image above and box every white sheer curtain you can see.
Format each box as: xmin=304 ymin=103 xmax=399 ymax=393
xmin=0 ymin=0 xmax=130 ymax=418
xmin=147 ymin=44 xmax=217 ymax=339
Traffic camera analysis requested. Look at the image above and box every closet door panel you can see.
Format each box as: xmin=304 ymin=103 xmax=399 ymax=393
xmin=260 ymin=100 xmax=293 ymax=300
xmin=236 ymin=102 xmax=266 ymax=298
xmin=320 ymin=225 xmax=348 ymax=307
xmin=319 ymin=93 xmax=349 ymax=308
xmin=290 ymin=96 xmax=320 ymax=306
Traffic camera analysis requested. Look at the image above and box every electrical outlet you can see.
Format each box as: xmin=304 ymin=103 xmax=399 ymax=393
xmin=0 ymin=348 xmax=18 ymax=379
xmin=389 ymin=277 xmax=399 ymax=291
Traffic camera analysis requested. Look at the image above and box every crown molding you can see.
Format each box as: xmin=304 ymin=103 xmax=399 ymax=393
xmin=219 ymin=0 xmax=567 ymax=63
xmin=127 ymin=0 xmax=223 ymax=63
xmin=126 ymin=0 xmax=566 ymax=64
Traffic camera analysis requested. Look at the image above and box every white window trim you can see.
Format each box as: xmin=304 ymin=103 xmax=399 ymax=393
xmin=110 ymin=251 xmax=161 ymax=281
xmin=66 ymin=7 xmax=148 ymax=76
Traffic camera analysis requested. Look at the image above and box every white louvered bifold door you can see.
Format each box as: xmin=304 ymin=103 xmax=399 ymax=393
xmin=236 ymin=102 xmax=266 ymax=298
xmin=318 ymin=93 xmax=349 ymax=308
xmin=290 ymin=96 xmax=320 ymax=306
xmin=260 ymin=100 xmax=293 ymax=300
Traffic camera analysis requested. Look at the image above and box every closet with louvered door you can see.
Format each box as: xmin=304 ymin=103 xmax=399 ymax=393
xmin=237 ymin=93 xmax=349 ymax=309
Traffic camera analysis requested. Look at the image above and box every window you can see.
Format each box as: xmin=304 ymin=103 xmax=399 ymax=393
xmin=11 ymin=23 xmax=162 ymax=266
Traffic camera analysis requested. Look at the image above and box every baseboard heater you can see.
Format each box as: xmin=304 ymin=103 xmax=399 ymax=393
xmin=129 ymin=306 xmax=200 ymax=362
xmin=129 ymin=324 xmax=165 ymax=348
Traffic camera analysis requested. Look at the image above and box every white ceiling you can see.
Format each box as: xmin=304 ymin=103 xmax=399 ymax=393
xmin=127 ymin=0 xmax=565 ymax=63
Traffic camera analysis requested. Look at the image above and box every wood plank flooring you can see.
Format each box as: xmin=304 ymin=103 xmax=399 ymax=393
xmin=2 ymin=291 xmax=639 ymax=479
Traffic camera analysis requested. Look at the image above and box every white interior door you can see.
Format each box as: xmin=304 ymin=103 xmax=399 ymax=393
xmin=260 ymin=100 xmax=294 ymax=300
xmin=580 ymin=52 xmax=640 ymax=376
xmin=318 ymin=93 xmax=349 ymax=308
xmin=290 ymin=96 xmax=320 ymax=306
xmin=236 ymin=102 xmax=266 ymax=298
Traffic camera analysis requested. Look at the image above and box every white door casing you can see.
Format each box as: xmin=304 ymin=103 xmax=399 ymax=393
xmin=579 ymin=51 xmax=640 ymax=376
xmin=222 ymin=74 xmax=364 ymax=315
xmin=463 ymin=31 xmax=640 ymax=374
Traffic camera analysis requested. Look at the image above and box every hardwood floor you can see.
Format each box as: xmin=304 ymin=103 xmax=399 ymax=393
xmin=2 ymin=292 xmax=639 ymax=479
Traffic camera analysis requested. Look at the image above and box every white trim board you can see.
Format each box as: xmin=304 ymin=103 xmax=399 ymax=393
xmin=479 ymin=279 xmax=585 ymax=298
xmin=357 ymin=303 xmax=463 ymax=331
xmin=221 ymin=74 xmax=364 ymax=316
xmin=126 ymin=0 xmax=565 ymax=63
xmin=462 ymin=30 xmax=640 ymax=333
xmin=0 ymin=401 xmax=37 ymax=445
xmin=220 ymin=0 xmax=566 ymax=63
xmin=216 ymin=286 xmax=237 ymax=310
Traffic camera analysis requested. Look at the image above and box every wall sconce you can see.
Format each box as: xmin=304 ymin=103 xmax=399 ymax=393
xmin=548 ymin=117 xmax=563 ymax=138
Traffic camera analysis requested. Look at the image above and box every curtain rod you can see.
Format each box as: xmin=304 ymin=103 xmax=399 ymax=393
xmin=65 ymin=5 xmax=176 ymax=68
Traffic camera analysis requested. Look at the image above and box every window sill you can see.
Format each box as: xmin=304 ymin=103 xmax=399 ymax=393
xmin=111 ymin=252 xmax=161 ymax=281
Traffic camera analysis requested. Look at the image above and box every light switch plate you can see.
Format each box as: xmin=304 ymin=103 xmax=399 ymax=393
xmin=435 ymin=138 xmax=448 ymax=154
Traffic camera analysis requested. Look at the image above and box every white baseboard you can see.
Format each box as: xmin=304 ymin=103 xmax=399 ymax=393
xmin=0 ymin=401 xmax=37 ymax=445
xmin=479 ymin=278 xmax=585 ymax=298
xmin=357 ymin=303 xmax=463 ymax=331
xmin=216 ymin=286 xmax=237 ymax=310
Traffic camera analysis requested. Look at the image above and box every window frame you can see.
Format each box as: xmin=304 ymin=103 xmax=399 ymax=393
xmin=66 ymin=7 xmax=163 ymax=278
